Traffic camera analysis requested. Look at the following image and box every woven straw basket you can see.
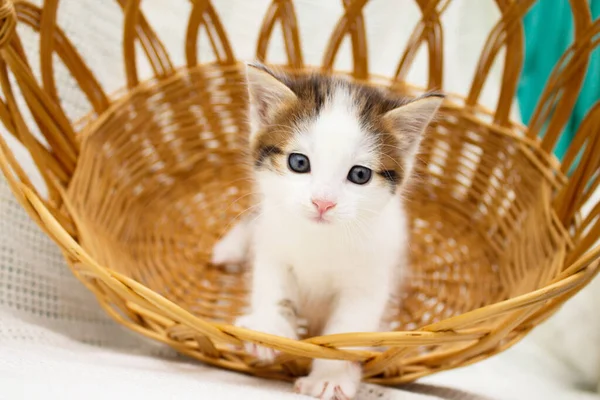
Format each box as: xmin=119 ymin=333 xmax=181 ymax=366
xmin=0 ymin=0 xmax=599 ymax=385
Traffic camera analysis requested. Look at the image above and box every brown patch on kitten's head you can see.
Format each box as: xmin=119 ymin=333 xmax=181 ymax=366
xmin=245 ymin=62 xmax=443 ymax=186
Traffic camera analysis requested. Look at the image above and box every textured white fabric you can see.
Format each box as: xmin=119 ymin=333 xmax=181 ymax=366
xmin=527 ymin=189 xmax=600 ymax=391
xmin=0 ymin=1 xmax=598 ymax=399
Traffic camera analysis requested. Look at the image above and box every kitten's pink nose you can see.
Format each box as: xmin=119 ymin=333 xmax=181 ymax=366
xmin=312 ymin=199 xmax=337 ymax=215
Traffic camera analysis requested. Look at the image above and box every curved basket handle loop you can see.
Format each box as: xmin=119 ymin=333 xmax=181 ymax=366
xmin=526 ymin=1 xmax=595 ymax=151
xmin=555 ymin=102 xmax=600 ymax=254
xmin=465 ymin=0 xmax=534 ymax=126
xmin=39 ymin=0 xmax=59 ymax=103
xmin=120 ymin=0 xmax=174 ymax=89
xmin=256 ymin=0 xmax=304 ymax=69
xmin=0 ymin=1 xmax=83 ymax=196
xmin=322 ymin=0 xmax=369 ymax=80
xmin=0 ymin=0 xmax=76 ymax=221
xmin=0 ymin=56 xmax=70 ymax=195
xmin=24 ymin=1 xmax=110 ymax=114
xmin=0 ymin=1 xmax=115 ymax=203
xmin=392 ymin=0 xmax=448 ymax=92
xmin=185 ymin=0 xmax=235 ymax=67
xmin=0 ymin=0 xmax=16 ymax=48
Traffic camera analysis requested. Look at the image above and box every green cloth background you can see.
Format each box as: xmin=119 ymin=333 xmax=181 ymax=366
xmin=518 ymin=0 xmax=600 ymax=160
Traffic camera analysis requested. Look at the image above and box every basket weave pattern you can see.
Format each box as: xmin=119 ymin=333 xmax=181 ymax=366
xmin=0 ymin=0 xmax=599 ymax=384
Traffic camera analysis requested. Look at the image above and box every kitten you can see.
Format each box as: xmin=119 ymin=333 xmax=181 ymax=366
xmin=212 ymin=63 xmax=442 ymax=399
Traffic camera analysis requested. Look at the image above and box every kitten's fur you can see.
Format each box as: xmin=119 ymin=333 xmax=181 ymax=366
xmin=212 ymin=63 xmax=442 ymax=399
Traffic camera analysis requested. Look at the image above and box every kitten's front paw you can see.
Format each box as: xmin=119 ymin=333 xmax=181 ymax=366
xmin=236 ymin=312 xmax=298 ymax=364
xmin=295 ymin=361 xmax=361 ymax=400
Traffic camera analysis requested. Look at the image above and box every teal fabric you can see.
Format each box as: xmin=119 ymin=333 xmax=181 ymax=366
xmin=518 ymin=0 xmax=600 ymax=161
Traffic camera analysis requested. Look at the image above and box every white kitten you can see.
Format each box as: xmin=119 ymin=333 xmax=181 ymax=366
xmin=212 ymin=63 xmax=442 ymax=399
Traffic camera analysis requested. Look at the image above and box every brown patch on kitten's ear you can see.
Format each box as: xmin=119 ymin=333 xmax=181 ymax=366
xmin=382 ymin=93 xmax=444 ymax=152
xmin=362 ymin=92 xmax=443 ymax=190
xmin=249 ymin=71 xmax=337 ymax=171
xmin=376 ymin=93 xmax=443 ymax=190
xmin=245 ymin=62 xmax=298 ymax=135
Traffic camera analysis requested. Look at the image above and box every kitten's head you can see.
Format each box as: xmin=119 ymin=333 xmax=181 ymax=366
xmin=245 ymin=63 xmax=442 ymax=225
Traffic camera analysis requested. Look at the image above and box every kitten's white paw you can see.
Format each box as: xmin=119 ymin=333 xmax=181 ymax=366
xmin=236 ymin=312 xmax=298 ymax=364
xmin=294 ymin=362 xmax=361 ymax=400
xmin=211 ymin=234 xmax=246 ymax=271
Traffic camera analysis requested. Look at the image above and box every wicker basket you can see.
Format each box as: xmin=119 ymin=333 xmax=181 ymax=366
xmin=0 ymin=0 xmax=599 ymax=385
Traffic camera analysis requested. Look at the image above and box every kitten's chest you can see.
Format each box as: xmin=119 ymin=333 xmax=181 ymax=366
xmin=289 ymin=250 xmax=339 ymax=335
xmin=287 ymin=230 xmax=365 ymax=270
xmin=283 ymin=229 xmax=371 ymax=294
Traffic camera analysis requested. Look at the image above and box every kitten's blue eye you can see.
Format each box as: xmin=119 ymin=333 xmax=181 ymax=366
xmin=348 ymin=166 xmax=372 ymax=185
xmin=288 ymin=153 xmax=311 ymax=173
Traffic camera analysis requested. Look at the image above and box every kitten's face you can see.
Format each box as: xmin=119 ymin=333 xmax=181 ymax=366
xmin=246 ymin=64 xmax=442 ymax=225
xmin=255 ymin=89 xmax=396 ymax=225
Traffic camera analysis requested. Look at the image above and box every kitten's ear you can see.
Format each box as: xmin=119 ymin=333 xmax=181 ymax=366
xmin=245 ymin=62 xmax=297 ymax=132
xmin=383 ymin=94 xmax=444 ymax=151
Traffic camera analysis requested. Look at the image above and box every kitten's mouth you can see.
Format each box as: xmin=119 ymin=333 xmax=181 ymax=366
xmin=311 ymin=215 xmax=332 ymax=224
